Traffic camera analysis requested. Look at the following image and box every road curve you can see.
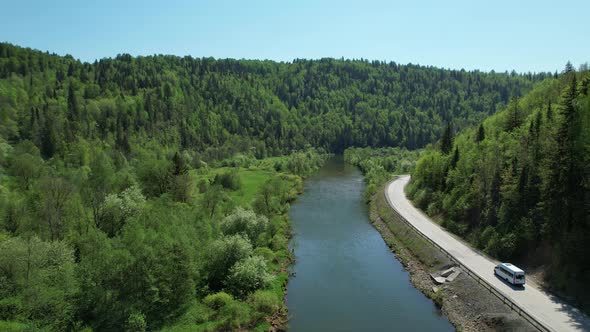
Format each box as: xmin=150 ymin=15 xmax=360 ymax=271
xmin=385 ymin=175 xmax=590 ymax=332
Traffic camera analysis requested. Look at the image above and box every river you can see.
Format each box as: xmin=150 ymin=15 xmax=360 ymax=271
xmin=286 ymin=156 xmax=453 ymax=331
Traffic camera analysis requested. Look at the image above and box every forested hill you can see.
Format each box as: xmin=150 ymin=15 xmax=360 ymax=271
xmin=408 ymin=64 xmax=590 ymax=309
xmin=0 ymin=43 xmax=547 ymax=158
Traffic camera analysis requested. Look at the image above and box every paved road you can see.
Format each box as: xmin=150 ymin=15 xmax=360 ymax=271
xmin=385 ymin=175 xmax=590 ymax=332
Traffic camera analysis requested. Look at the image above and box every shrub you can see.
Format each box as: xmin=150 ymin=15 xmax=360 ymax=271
xmin=271 ymin=233 xmax=288 ymax=251
xmin=218 ymin=300 xmax=252 ymax=330
xmin=249 ymin=290 xmax=280 ymax=315
xmin=197 ymin=179 xmax=209 ymax=193
xmin=205 ymin=235 xmax=253 ymax=291
xmin=125 ymin=311 xmax=147 ymax=332
xmin=431 ymin=288 xmax=443 ymax=308
xmin=225 ymin=256 xmax=273 ymax=298
xmin=220 ymin=207 xmax=269 ymax=244
xmin=0 ymin=320 xmax=38 ymax=332
xmin=203 ymin=292 xmax=234 ymax=310
xmin=253 ymin=247 xmax=275 ymax=263
xmin=172 ymin=301 xmax=212 ymax=325
xmin=0 ymin=297 xmax=22 ymax=320
xmin=203 ymin=292 xmax=253 ymax=329
xmin=213 ymin=170 xmax=241 ymax=190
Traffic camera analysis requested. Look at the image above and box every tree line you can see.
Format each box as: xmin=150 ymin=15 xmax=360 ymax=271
xmin=0 ymin=42 xmax=546 ymax=161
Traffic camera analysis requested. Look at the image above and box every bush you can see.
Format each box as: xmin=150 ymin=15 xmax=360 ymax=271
xmin=100 ymin=185 xmax=146 ymax=236
xmin=171 ymin=301 xmax=212 ymax=326
xmin=0 ymin=297 xmax=22 ymax=320
xmin=0 ymin=320 xmax=38 ymax=332
xmin=426 ymin=201 xmax=440 ymax=216
xmin=197 ymin=179 xmax=209 ymax=193
xmin=442 ymin=218 xmax=468 ymax=236
xmin=431 ymin=288 xmax=444 ymax=308
xmin=484 ymin=232 xmax=501 ymax=256
xmin=220 ymin=207 xmax=269 ymax=244
xmin=499 ymin=233 xmax=517 ymax=258
xmin=253 ymin=247 xmax=275 ymax=263
xmin=213 ymin=170 xmax=241 ymax=190
xmin=125 ymin=311 xmax=147 ymax=332
xmin=204 ymin=292 xmax=253 ymax=330
xmin=273 ymin=161 xmax=284 ymax=172
xmin=218 ymin=301 xmax=252 ymax=330
xmin=225 ymin=256 xmax=273 ymax=298
xmin=249 ymin=290 xmax=280 ymax=315
xmin=271 ymin=233 xmax=288 ymax=251
xmin=203 ymin=292 xmax=234 ymax=310
xmin=205 ymin=235 xmax=253 ymax=291
xmin=479 ymin=226 xmax=497 ymax=248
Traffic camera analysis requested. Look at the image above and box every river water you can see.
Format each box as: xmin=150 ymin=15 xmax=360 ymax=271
xmin=286 ymin=156 xmax=453 ymax=331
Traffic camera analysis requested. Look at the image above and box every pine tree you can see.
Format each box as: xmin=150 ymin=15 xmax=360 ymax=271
xmin=546 ymin=72 xmax=580 ymax=235
xmin=506 ymin=97 xmax=521 ymax=131
xmin=440 ymin=122 xmax=453 ymax=154
xmin=40 ymin=119 xmax=56 ymax=159
xmin=450 ymin=146 xmax=460 ymax=168
xmin=67 ymin=83 xmax=79 ymax=139
xmin=476 ymin=123 xmax=485 ymax=143
xmin=564 ymin=61 xmax=574 ymax=74
xmin=172 ymin=152 xmax=188 ymax=176
xmin=546 ymin=101 xmax=553 ymax=121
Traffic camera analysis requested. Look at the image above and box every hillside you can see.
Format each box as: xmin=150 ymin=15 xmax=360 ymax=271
xmin=0 ymin=42 xmax=551 ymax=331
xmin=0 ymin=42 xmax=545 ymax=157
xmin=408 ymin=65 xmax=590 ymax=310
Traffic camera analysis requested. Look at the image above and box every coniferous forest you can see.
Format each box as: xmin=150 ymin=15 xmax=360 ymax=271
xmin=408 ymin=64 xmax=590 ymax=309
xmin=0 ymin=42 xmax=561 ymax=331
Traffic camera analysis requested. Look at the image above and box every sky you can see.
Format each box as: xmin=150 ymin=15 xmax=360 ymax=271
xmin=1 ymin=0 xmax=588 ymax=73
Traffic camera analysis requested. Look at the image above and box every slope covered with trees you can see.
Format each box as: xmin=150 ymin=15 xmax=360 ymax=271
xmin=0 ymin=42 xmax=546 ymax=158
xmin=0 ymin=42 xmax=548 ymax=330
xmin=408 ymin=64 xmax=590 ymax=310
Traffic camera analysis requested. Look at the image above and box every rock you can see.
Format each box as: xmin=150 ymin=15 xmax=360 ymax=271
xmin=432 ymin=286 xmax=439 ymax=293
xmin=440 ymin=267 xmax=455 ymax=277
xmin=433 ymin=276 xmax=447 ymax=284
xmin=446 ymin=270 xmax=461 ymax=282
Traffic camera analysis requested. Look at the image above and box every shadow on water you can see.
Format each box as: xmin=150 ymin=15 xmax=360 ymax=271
xmin=286 ymin=156 xmax=453 ymax=332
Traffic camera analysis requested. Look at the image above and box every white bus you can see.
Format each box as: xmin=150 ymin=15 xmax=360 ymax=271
xmin=494 ymin=263 xmax=525 ymax=286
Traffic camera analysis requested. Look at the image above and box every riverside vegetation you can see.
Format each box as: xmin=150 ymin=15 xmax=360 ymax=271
xmin=0 ymin=42 xmax=552 ymax=330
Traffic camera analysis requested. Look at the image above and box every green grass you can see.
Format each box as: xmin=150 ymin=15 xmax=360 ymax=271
xmin=192 ymin=166 xmax=277 ymax=207
xmin=230 ymin=169 xmax=275 ymax=207
xmin=0 ymin=321 xmax=39 ymax=332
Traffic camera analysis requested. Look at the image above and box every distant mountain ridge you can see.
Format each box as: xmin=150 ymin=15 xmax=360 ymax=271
xmin=0 ymin=42 xmax=546 ymax=158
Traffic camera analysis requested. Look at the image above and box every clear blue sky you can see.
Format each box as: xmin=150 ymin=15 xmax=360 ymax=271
xmin=1 ymin=0 xmax=588 ymax=73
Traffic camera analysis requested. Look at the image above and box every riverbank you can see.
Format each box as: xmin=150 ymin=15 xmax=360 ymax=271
xmin=369 ymin=180 xmax=536 ymax=331
xmin=286 ymin=158 xmax=453 ymax=331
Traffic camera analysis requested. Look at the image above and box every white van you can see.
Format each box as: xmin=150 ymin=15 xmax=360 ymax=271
xmin=494 ymin=263 xmax=525 ymax=286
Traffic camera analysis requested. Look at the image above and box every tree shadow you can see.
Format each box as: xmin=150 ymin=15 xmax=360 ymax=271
xmin=548 ymin=293 xmax=590 ymax=331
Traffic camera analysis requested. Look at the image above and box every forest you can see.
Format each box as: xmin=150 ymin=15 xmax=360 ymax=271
xmin=408 ymin=64 xmax=590 ymax=310
xmin=0 ymin=42 xmax=549 ymax=331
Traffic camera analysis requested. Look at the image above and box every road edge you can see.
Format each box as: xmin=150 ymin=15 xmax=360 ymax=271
xmin=370 ymin=178 xmax=538 ymax=331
